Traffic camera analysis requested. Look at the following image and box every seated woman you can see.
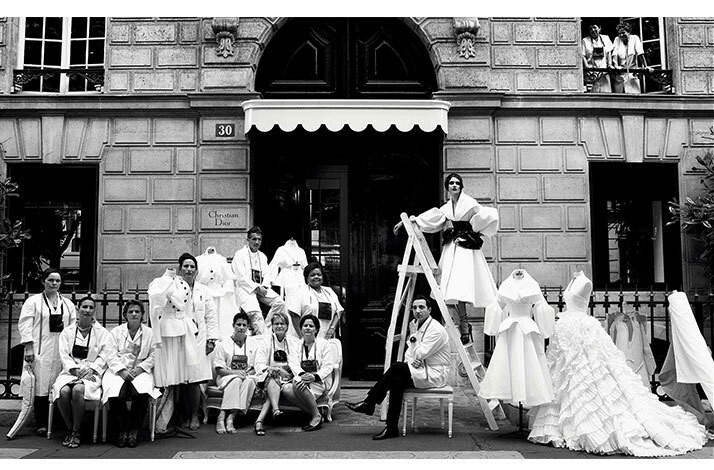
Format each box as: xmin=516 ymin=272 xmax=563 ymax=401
xmin=52 ymin=296 xmax=108 ymax=449
xmin=253 ymin=312 xmax=299 ymax=436
xmin=102 ymin=300 xmax=160 ymax=448
xmin=287 ymin=262 xmax=344 ymax=339
xmin=212 ymin=311 xmax=260 ymax=434
xmin=282 ymin=314 xmax=335 ymax=432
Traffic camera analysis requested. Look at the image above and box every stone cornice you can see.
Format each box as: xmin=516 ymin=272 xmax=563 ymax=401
xmin=0 ymin=92 xmax=712 ymax=119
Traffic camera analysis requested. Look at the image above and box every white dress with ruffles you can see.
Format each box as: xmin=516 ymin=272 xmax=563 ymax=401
xmin=528 ymin=272 xmax=709 ymax=457
xmin=479 ymin=270 xmax=555 ymax=407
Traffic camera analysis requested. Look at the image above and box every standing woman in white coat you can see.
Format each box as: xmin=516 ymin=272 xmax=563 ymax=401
xmin=52 ymin=296 xmax=108 ymax=448
xmin=394 ymin=173 xmax=498 ymax=344
xmin=18 ymin=268 xmax=77 ymax=436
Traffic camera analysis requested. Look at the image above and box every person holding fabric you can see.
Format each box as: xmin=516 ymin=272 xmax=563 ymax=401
xmin=611 ymin=21 xmax=652 ymax=93
xmin=18 ymin=268 xmax=77 ymax=436
xmin=581 ymin=23 xmax=613 ymax=93
xmin=212 ymin=311 xmax=260 ymax=434
xmin=346 ymin=295 xmax=451 ymax=440
xmin=287 ymin=262 xmax=344 ymax=340
xmin=282 ymin=314 xmax=334 ymax=432
xmin=195 ymin=246 xmax=239 ymax=341
xmin=479 ymin=269 xmax=555 ymax=407
xmin=253 ymin=311 xmax=299 ymax=436
xmin=52 ymin=296 xmax=108 ymax=449
xmin=394 ymin=173 xmax=498 ymax=344
xmin=102 ymin=300 xmax=160 ymax=448
xmin=232 ymin=226 xmax=286 ymax=335
xmin=149 ymin=253 xmax=218 ymax=433
xmin=528 ymin=271 xmax=709 ymax=457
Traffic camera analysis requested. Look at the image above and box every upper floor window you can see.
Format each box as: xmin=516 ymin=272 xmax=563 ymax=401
xmin=16 ymin=17 xmax=105 ymax=93
xmin=580 ymin=17 xmax=670 ymax=94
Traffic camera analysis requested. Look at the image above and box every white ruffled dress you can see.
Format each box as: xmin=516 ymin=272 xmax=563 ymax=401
xmin=528 ymin=282 xmax=709 ymax=456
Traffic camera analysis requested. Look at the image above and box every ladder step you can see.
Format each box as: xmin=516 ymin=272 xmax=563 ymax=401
xmin=488 ymin=399 xmax=501 ymax=411
xmin=397 ymin=264 xmax=438 ymax=274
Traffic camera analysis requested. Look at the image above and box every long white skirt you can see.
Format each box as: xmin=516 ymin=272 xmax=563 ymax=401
xmin=52 ymin=373 xmax=102 ymax=402
xmin=528 ymin=312 xmax=709 ymax=457
xmin=437 ymin=242 xmax=497 ymax=307
xmin=153 ymin=336 xmax=188 ymax=387
xmin=101 ymin=370 xmax=161 ymax=404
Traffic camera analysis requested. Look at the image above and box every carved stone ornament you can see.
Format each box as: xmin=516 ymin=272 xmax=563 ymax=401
xmin=212 ymin=17 xmax=239 ymax=58
xmin=453 ymin=17 xmax=481 ymax=60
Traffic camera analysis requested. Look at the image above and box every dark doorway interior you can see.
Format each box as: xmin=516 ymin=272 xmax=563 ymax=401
xmin=6 ymin=164 xmax=98 ymax=292
xmin=253 ymin=127 xmax=440 ymax=379
xmin=590 ymin=162 xmax=682 ymax=290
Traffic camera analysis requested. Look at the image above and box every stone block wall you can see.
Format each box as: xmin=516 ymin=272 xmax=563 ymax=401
xmin=106 ymin=17 xmax=263 ymax=93
xmin=675 ymin=18 xmax=714 ymax=94
xmin=445 ymin=115 xmax=591 ymax=289
xmin=0 ymin=17 xmax=10 ymax=95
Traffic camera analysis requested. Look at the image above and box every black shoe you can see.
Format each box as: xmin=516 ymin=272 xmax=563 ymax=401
xmin=116 ymin=433 xmax=127 ymax=448
xmin=302 ymin=416 xmax=323 ymax=432
xmin=345 ymin=401 xmax=375 ymax=416
xmin=372 ymin=426 xmax=400 ymax=440
xmin=127 ymin=436 xmax=138 ymax=448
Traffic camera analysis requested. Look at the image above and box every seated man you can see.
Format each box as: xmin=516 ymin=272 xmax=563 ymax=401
xmin=232 ymin=226 xmax=286 ymax=335
xmin=212 ymin=312 xmax=260 ymax=434
xmin=346 ymin=294 xmax=451 ymax=440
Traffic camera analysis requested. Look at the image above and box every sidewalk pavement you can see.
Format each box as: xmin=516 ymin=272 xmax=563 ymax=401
xmin=1 ymin=386 xmax=712 ymax=459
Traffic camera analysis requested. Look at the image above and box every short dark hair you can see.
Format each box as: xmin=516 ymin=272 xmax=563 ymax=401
xmin=247 ymin=226 xmax=262 ymax=238
xmin=616 ymin=21 xmax=632 ymax=34
xmin=122 ymin=299 xmax=145 ymax=318
xmin=299 ymin=314 xmax=321 ymax=333
xmin=412 ymin=294 xmax=432 ymax=309
xmin=178 ymin=252 xmax=197 ymax=269
xmin=77 ymin=295 xmax=96 ymax=308
xmin=41 ymin=268 xmax=62 ymax=282
xmin=303 ymin=261 xmax=324 ymax=283
xmin=232 ymin=311 xmax=250 ymax=326
xmin=444 ymin=173 xmax=464 ymax=191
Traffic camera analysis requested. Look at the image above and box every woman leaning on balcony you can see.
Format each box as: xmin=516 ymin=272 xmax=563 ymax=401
xmin=581 ymin=23 xmax=613 ymax=93
xmin=17 ymin=268 xmax=77 ymax=437
xmin=611 ymin=21 xmax=653 ymax=93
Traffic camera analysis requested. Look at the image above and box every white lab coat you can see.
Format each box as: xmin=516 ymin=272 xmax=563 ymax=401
xmin=52 ymin=322 xmax=109 ymax=401
xmin=232 ymin=246 xmax=276 ymax=312
xmin=18 ymin=293 xmax=77 ymax=396
xmin=404 ymin=316 xmax=451 ymax=389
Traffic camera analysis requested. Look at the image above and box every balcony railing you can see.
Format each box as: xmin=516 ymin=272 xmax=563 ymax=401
xmin=583 ymin=67 xmax=674 ymax=94
xmin=12 ymin=68 xmax=105 ymax=93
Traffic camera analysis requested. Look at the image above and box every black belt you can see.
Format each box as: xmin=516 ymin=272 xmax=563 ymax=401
xmin=443 ymin=221 xmax=483 ymax=250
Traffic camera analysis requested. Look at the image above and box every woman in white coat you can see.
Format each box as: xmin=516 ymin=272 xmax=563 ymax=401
xmin=394 ymin=173 xmax=498 ymax=344
xmin=283 ymin=314 xmax=335 ymax=432
xmin=52 ymin=296 xmax=108 ymax=448
xmin=18 ymin=268 xmax=77 ymax=436
xmin=287 ymin=262 xmax=344 ymax=339
xmin=149 ymin=253 xmax=218 ymax=432
xmin=102 ymin=300 xmax=160 ymax=448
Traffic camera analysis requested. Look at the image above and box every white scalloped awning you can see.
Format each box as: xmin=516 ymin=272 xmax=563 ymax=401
xmin=242 ymin=99 xmax=450 ymax=134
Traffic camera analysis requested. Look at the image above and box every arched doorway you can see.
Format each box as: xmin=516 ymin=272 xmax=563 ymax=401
xmin=252 ymin=18 xmax=441 ymax=379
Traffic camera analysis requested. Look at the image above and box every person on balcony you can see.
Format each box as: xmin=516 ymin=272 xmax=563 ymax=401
xmin=581 ymin=23 xmax=613 ymax=93
xmin=611 ymin=21 xmax=653 ymax=93
xmin=346 ymin=295 xmax=451 ymax=440
xmin=102 ymin=300 xmax=160 ymax=448
xmin=393 ymin=173 xmax=499 ymax=345
xmin=149 ymin=253 xmax=218 ymax=433
xmin=52 ymin=296 xmax=108 ymax=449
xmin=18 ymin=268 xmax=77 ymax=437
xmin=287 ymin=262 xmax=344 ymax=339
xmin=232 ymin=226 xmax=286 ymax=335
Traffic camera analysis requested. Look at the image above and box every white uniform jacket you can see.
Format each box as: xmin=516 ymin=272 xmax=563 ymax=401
xmin=288 ymin=337 xmax=335 ymax=384
xmin=213 ymin=335 xmax=261 ymax=389
xmin=18 ymin=293 xmax=77 ymax=396
xmin=101 ymin=323 xmax=161 ymax=404
xmin=232 ymin=246 xmax=273 ymax=309
xmin=254 ymin=333 xmax=299 ymax=381
xmin=52 ymin=321 xmax=109 ymax=401
xmin=404 ymin=317 xmax=451 ymax=389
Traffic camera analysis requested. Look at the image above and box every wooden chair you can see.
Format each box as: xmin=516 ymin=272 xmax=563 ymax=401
xmin=101 ymin=397 xmax=159 ymax=443
xmin=47 ymin=398 xmax=102 ymax=443
xmin=401 ymin=385 xmax=454 ymax=438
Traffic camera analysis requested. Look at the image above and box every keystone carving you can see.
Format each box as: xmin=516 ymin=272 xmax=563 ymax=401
xmin=454 ymin=17 xmax=481 ymax=60
xmin=212 ymin=17 xmax=240 ymax=58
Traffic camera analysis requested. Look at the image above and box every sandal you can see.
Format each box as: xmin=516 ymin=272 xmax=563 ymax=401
xmin=62 ymin=433 xmax=73 ymax=447
xmin=67 ymin=432 xmax=81 ymax=449
xmin=272 ymin=409 xmax=283 ymax=420
xmin=254 ymin=421 xmax=266 ymax=436
xmin=36 ymin=427 xmax=48 ymax=437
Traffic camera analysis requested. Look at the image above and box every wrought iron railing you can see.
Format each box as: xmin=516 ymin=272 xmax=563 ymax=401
xmin=583 ymin=67 xmax=673 ymax=94
xmin=12 ymin=68 xmax=105 ymax=93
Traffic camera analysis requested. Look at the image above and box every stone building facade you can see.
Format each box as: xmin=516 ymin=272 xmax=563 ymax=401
xmin=0 ymin=17 xmax=713 ymax=374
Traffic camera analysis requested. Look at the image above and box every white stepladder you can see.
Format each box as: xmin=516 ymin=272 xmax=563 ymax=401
xmin=381 ymin=212 xmax=505 ymax=431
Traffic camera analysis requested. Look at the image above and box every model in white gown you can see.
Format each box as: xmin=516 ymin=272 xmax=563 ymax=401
xmin=479 ymin=269 xmax=555 ymax=407
xmin=528 ymin=271 xmax=709 ymax=457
